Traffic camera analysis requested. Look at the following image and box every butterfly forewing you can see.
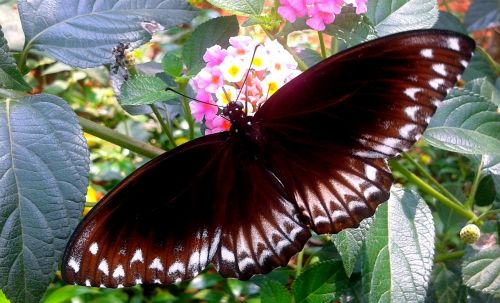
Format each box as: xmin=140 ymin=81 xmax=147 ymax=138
xmin=255 ymin=29 xmax=474 ymax=234
xmin=62 ymin=30 xmax=475 ymax=287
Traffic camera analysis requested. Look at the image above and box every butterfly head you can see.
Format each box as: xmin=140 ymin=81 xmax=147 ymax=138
xmin=222 ymin=101 xmax=263 ymax=143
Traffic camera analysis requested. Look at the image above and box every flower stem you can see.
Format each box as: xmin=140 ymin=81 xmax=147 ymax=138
xmin=464 ymin=155 xmax=484 ymax=209
xmin=389 ymin=160 xmax=479 ymax=223
xmin=179 ymin=83 xmax=195 ymax=140
xmin=435 ymin=250 xmax=465 ymax=262
xmin=295 ymin=250 xmax=304 ymax=277
xmin=401 ymin=152 xmax=462 ymax=206
xmin=78 ymin=116 xmax=165 ymax=158
xmin=150 ymin=104 xmax=176 ymax=148
xmin=318 ymin=32 xmax=327 ymax=58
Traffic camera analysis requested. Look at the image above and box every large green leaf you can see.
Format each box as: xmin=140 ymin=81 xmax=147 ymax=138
xmin=119 ymin=75 xmax=179 ymax=106
xmin=366 ymin=0 xmax=438 ymax=36
xmin=0 ymin=94 xmax=89 ymax=303
xmin=432 ymin=11 xmax=467 ymax=34
xmin=183 ymin=16 xmax=240 ymax=75
xmin=0 ymin=290 xmax=10 ymax=303
xmin=18 ymin=0 xmax=197 ymax=68
xmin=361 ymin=187 xmax=435 ymax=303
xmin=206 ymin=0 xmax=263 ymax=16
xmin=259 ymin=278 xmax=292 ymax=303
xmin=425 ymin=78 xmax=500 ymax=155
xmin=332 ymin=217 xmax=373 ymax=277
xmin=462 ymin=247 xmax=500 ymax=298
xmin=0 ymin=26 xmax=30 ymax=91
xmin=292 ymin=260 xmax=349 ymax=303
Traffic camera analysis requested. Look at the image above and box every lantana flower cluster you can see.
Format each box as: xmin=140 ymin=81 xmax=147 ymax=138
xmin=278 ymin=0 xmax=368 ymax=31
xmin=190 ymin=36 xmax=300 ymax=134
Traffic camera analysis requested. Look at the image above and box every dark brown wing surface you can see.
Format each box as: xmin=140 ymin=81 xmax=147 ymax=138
xmin=62 ymin=133 xmax=310 ymax=287
xmin=255 ymin=30 xmax=475 ymax=234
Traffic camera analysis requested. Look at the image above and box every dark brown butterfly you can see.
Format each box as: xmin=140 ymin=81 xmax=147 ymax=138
xmin=62 ymin=30 xmax=475 ymax=288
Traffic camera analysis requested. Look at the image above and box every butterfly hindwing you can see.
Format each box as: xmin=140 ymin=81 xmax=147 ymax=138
xmin=62 ymin=133 xmax=310 ymax=287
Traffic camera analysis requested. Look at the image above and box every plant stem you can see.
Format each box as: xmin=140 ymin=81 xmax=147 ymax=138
xmin=435 ymin=250 xmax=465 ymax=262
xmin=401 ymin=152 xmax=462 ymax=206
xmin=331 ymin=37 xmax=339 ymax=55
xmin=464 ymin=155 xmax=484 ymax=209
xmin=389 ymin=160 xmax=479 ymax=223
xmin=18 ymin=41 xmax=33 ymax=73
xmin=78 ymin=116 xmax=165 ymax=158
xmin=318 ymin=32 xmax=327 ymax=58
xmin=179 ymin=83 xmax=195 ymax=140
xmin=295 ymin=250 xmax=304 ymax=278
xmin=284 ymin=43 xmax=308 ymax=71
xmin=150 ymin=104 xmax=177 ymax=148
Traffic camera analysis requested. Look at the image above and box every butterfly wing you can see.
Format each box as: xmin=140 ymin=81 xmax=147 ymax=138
xmin=255 ymin=29 xmax=475 ymax=234
xmin=62 ymin=133 xmax=310 ymax=287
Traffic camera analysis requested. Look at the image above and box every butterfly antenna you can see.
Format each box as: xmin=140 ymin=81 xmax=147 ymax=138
xmin=165 ymin=87 xmax=222 ymax=108
xmin=235 ymin=44 xmax=261 ymax=110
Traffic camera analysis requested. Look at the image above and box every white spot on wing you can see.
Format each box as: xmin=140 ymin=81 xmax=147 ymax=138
xmin=348 ymin=201 xmax=367 ymax=212
xmin=460 ymin=60 xmax=469 ymax=67
xmin=432 ymin=64 xmax=447 ymax=76
xmin=168 ymin=261 xmax=185 ymax=275
xmin=447 ymin=37 xmax=460 ymax=51
xmin=175 ymin=278 xmax=182 ymax=283
xmin=149 ymin=257 xmax=164 ymax=271
xmin=113 ymin=264 xmax=125 ymax=279
xmin=404 ymin=88 xmax=422 ymax=101
xmin=365 ymin=165 xmax=378 ymax=181
xmin=405 ymin=106 xmax=420 ymax=121
xmin=153 ymin=279 xmax=161 ymax=284
xmin=100 ymin=284 xmax=106 ymax=288
xmin=221 ymin=246 xmax=235 ymax=263
xmin=429 ymin=78 xmax=445 ymax=90
xmin=117 ymin=284 xmax=124 ymax=288
xmin=130 ymin=249 xmax=143 ymax=265
xmin=135 ymin=278 xmax=142 ymax=285
xmin=399 ymin=124 xmax=418 ymax=139
xmin=68 ymin=257 xmax=80 ymax=273
xmin=89 ymin=242 xmax=98 ymax=255
xmin=98 ymin=259 xmax=109 ymax=276
xmin=85 ymin=279 xmax=91 ymax=287
xmin=421 ymin=49 xmax=433 ymax=58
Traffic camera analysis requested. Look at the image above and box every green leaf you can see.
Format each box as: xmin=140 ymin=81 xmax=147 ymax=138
xmin=426 ymin=262 xmax=467 ymax=303
xmin=0 ymin=26 xmax=30 ymax=91
xmin=259 ymin=278 xmax=292 ymax=303
xmin=464 ymin=0 xmax=500 ymax=32
xmin=292 ymin=260 xmax=349 ymax=303
xmin=162 ymin=51 xmax=183 ymax=77
xmin=0 ymin=290 xmax=10 ymax=303
xmin=297 ymin=48 xmax=323 ymax=68
xmin=206 ymin=0 xmax=263 ymax=16
xmin=42 ymin=286 xmax=99 ymax=303
xmin=475 ymin=175 xmax=497 ymax=206
xmin=425 ymin=78 xmax=500 ymax=156
xmin=183 ymin=16 xmax=240 ymax=75
xmin=0 ymin=94 xmax=89 ymax=303
xmin=332 ymin=217 xmax=373 ymax=277
xmin=324 ymin=6 xmax=377 ymax=47
xmin=462 ymin=246 xmax=500 ymax=298
xmin=366 ymin=0 xmax=438 ymax=36
xmin=18 ymin=0 xmax=197 ymax=68
xmin=119 ymin=75 xmax=179 ymax=106
xmin=432 ymin=11 xmax=467 ymax=34
xmin=361 ymin=187 xmax=435 ymax=303
xmin=462 ymin=50 xmax=497 ymax=84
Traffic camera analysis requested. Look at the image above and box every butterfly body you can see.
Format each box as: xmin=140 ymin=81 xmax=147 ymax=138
xmin=62 ymin=30 xmax=475 ymax=288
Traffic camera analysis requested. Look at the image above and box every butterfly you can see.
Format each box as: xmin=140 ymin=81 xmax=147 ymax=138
xmin=62 ymin=29 xmax=475 ymax=288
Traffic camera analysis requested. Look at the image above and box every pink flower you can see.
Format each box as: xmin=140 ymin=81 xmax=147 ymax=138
xmin=193 ymin=66 xmax=223 ymax=93
xmin=205 ymin=116 xmax=231 ymax=134
xmin=203 ymin=45 xmax=227 ymax=67
xmin=278 ymin=0 xmax=367 ymax=31
xmin=189 ymin=90 xmax=218 ymax=122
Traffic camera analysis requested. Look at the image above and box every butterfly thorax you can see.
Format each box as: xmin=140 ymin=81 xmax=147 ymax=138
xmin=222 ymin=101 xmax=264 ymax=146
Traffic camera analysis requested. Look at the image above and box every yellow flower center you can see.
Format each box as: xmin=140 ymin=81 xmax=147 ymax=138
xmin=228 ymin=65 xmax=240 ymax=77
